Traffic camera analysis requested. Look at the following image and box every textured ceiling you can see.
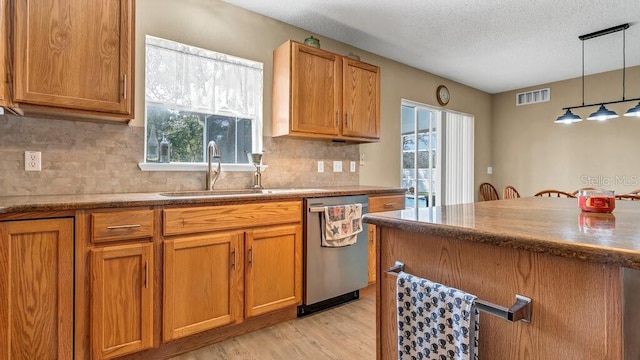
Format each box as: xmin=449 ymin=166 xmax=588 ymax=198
xmin=222 ymin=0 xmax=640 ymax=94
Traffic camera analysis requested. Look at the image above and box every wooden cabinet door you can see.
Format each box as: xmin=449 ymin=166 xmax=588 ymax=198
xmin=367 ymin=224 xmax=377 ymax=284
xmin=368 ymin=195 xmax=405 ymax=284
xmin=0 ymin=218 xmax=74 ymax=360
xmin=342 ymin=59 xmax=380 ymax=139
xmin=90 ymin=242 xmax=153 ymax=360
xmin=163 ymin=232 xmax=243 ymax=341
xmin=245 ymin=224 xmax=302 ymax=318
xmin=12 ymin=0 xmax=134 ymax=116
xmin=290 ymin=42 xmax=341 ymax=136
xmin=0 ymin=0 xmax=7 ymax=107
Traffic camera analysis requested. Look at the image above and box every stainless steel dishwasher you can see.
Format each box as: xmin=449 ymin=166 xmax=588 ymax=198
xmin=297 ymin=195 xmax=369 ymax=316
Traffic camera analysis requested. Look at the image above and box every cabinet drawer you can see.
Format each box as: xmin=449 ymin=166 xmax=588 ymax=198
xmin=369 ymin=195 xmax=405 ymax=213
xmin=91 ymin=209 xmax=154 ymax=243
xmin=163 ymin=201 xmax=302 ymax=236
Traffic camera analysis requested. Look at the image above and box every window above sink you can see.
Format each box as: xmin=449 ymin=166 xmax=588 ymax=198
xmin=140 ymin=36 xmax=263 ymax=172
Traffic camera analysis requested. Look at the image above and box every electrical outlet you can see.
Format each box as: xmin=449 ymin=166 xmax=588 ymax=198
xmin=25 ymin=151 xmax=42 ymax=171
xmin=350 ymin=161 xmax=356 ymax=172
xmin=487 ymin=166 xmax=493 ymax=175
xmin=317 ymin=161 xmax=324 ymax=173
xmin=333 ymin=161 xmax=342 ymax=172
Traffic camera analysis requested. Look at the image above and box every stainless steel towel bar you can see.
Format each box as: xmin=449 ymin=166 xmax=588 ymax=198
xmin=386 ymin=261 xmax=532 ymax=323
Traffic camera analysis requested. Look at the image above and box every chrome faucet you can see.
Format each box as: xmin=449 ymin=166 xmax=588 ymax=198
xmin=206 ymin=141 xmax=221 ymax=190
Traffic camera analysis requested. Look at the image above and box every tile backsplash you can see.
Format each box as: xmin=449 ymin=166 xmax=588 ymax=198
xmin=0 ymin=115 xmax=359 ymax=197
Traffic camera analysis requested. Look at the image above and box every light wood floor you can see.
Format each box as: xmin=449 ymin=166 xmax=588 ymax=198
xmin=170 ymin=295 xmax=375 ymax=360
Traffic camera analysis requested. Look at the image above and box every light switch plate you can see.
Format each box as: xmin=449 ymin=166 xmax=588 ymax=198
xmin=350 ymin=161 xmax=356 ymax=172
xmin=333 ymin=161 xmax=342 ymax=172
xmin=487 ymin=166 xmax=493 ymax=175
xmin=359 ymin=153 xmax=365 ymax=166
xmin=317 ymin=161 xmax=324 ymax=173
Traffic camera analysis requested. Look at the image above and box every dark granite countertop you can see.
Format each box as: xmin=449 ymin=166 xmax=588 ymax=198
xmin=363 ymin=197 xmax=640 ymax=270
xmin=0 ymin=186 xmax=405 ymax=214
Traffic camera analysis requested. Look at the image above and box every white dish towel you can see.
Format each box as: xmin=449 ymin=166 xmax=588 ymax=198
xmin=396 ymin=272 xmax=479 ymax=360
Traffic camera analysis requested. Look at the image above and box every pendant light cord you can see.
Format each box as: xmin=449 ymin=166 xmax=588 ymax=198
xmin=581 ymin=40 xmax=585 ymax=106
xmin=623 ymin=28 xmax=626 ymax=100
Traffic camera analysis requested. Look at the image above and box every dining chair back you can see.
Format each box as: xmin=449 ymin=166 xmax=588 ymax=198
xmin=479 ymin=183 xmax=500 ymax=201
xmin=534 ymin=190 xmax=576 ymax=198
xmin=502 ymin=185 xmax=521 ymax=199
xmin=615 ymin=194 xmax=640 ymax=201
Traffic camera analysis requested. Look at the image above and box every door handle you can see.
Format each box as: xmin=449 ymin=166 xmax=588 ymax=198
xmin=248 ymin=246 xmax=253 ymax=267
xmin=231 ymin=247 xmax=237 ymax=269
xmin=144 ymin=260 xmax=149 ymax=289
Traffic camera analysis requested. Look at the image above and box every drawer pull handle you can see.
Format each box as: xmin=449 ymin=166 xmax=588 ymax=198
xmin=106 ymin=224 xmax=141 ymax=230
xmin=383 ymin=203 xmax=395 ymax=209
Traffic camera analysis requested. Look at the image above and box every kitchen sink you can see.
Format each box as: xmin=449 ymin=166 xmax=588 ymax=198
xmin=159 ymin=188 xmax=326 ymax=197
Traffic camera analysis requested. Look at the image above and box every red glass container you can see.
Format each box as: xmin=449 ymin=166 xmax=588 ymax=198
xmin=578 ymin=189 xmax=615 ymax=213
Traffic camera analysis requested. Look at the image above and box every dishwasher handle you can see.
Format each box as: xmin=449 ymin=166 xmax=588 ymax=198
xmin=308 ymin=204 xmax=368 ymax=213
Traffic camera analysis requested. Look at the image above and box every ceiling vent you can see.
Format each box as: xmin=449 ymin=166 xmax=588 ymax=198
xmin=516 ymin=88 xmax=550 ymax=106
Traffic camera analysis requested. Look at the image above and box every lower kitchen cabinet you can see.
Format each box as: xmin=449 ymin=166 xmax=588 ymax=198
xmin=245 ymin=224 xmax=302 ymax=318
xmin=90 ymin=242 xmax=154 ymax=360
xmin=0 ymin=217 xmax=74 ymax=360
xmin=161 ymin=200 xmax=303 ymax=340
xmin=368 ymin=194 xmax=405 ymax=284
xmin=163 ymin=231 xmax=243 ymax=341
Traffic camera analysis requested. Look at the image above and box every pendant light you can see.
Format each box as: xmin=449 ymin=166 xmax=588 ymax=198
xmin=554 ymin=109 xmax=582 ymax=124
xmin=625 ymin=102 xmax=640 ymax=117
xmin=556 ymin=24 xmax=640 ymax=123
xmin=587 ymin=104 xmax=618 ymax=121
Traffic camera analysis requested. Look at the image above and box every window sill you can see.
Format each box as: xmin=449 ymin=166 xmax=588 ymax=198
xmin=138 ymin=162 xmax=267 ymax=172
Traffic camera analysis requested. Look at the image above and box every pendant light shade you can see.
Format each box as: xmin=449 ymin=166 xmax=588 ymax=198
xmin=554 ymin=109 xmax=582 ymax=124
xmin=623 ymin=102 xmax=640 ymax=117
xmin=587 ymin=104 xmax=618 ymax=121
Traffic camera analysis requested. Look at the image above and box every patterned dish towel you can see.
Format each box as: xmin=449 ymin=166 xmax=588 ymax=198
xmin=321 ymin=204 xmax=363 ymax=247
xmin=397 ymin=272 xmax=479 ymax=360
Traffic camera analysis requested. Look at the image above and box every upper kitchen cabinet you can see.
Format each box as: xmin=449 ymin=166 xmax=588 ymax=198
xmin=272 ymin=40 xmax=380 ymax=142
xmin=10 ymin=0 xmax=134 ymax=122
xmin=342 ymin=58 xmax=380 ymax=139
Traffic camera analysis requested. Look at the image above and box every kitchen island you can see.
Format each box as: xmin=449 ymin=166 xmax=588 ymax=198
xmin=363 ymin=197 xmax=640 ymax=360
